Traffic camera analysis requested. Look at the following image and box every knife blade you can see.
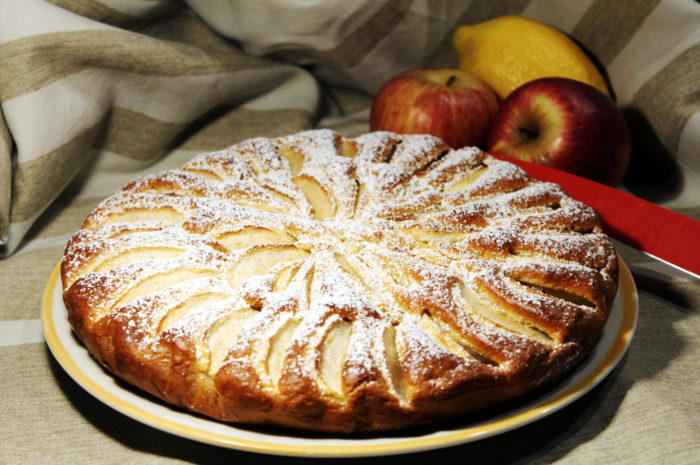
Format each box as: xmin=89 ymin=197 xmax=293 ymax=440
xmin=489 ymin=153 xmax=700 ymax=279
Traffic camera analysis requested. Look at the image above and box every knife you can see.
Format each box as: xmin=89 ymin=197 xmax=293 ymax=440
xmin=489 ymin=154 xmax=700 ymax=279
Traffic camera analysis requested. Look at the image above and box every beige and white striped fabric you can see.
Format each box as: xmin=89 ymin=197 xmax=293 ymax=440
xmin=2 ymin=0 xmax=700 ymax=256
xmin=2 ymin=1 xmax=699 ymax=463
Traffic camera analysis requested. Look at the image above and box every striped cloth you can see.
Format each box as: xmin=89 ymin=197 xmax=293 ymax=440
xmin=1 ymin=0 xmax=699 ymax=256
xmin=1 ymin=1 xmax=699 ymax=464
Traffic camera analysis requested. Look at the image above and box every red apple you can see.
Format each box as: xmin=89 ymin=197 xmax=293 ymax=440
xmin=486 ymin=77 xmax=630 ymax=186
xmin=370 ymin=69 xmax=499 ymax=149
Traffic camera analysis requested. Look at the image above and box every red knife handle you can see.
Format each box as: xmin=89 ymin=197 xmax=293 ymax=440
xmin=490 ymin=153 xmax=700 ymax=278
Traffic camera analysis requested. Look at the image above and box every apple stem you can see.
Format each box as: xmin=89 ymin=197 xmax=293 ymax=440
xmin=518 ymin=125 xmax=539 ymax=142
xmin=446 ymin=75 xmax=457 ymax=88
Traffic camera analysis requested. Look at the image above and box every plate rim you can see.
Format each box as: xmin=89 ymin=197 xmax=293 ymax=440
xmin=42 ymin=257 xmax=638 ymax=458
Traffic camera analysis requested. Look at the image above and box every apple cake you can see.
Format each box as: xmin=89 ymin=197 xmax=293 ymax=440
xmin=61 ymin=129 xmax=618 ymax=433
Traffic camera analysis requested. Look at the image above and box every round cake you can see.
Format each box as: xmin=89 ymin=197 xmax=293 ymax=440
xmin=61 ymin=129 xmax=618 ymax=433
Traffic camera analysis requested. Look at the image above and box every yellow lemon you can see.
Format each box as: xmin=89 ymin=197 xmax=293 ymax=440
xmin=452 ymin=15 xmax=610 ymax=100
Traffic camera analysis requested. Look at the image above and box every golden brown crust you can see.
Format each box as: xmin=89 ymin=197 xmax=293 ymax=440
xmin=61 ymin=130 xmax=618 ymax=433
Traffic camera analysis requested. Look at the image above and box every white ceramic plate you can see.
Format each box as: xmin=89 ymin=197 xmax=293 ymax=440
xmin=43 ymin=258 xmax=637 ymax=458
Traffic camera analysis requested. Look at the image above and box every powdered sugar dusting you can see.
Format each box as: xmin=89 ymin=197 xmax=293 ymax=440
xmin=62 ymin=129 xmax=618 ymax=427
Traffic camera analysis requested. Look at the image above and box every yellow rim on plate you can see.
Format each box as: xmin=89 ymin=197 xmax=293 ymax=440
xmin=42 ymin=258 xmax=637 ymax=457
